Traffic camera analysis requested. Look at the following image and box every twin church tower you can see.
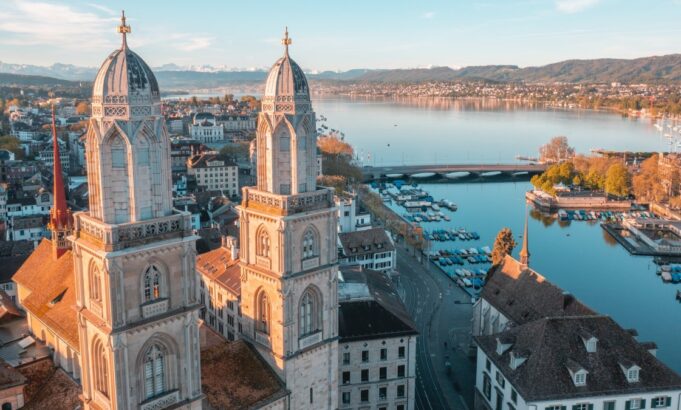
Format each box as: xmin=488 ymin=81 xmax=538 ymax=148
xmin=52 ymin=13 xmax=337 ymax=410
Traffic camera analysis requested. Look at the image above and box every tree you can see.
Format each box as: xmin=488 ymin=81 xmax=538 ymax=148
xmin=223 ymin=94 xmax=234 ymax=104
xmin=604 ymin=163 xmax=631 ymax=197
xmin=219 ymin=142 xmax=249 ymax=160
xmin=539 ymin=136 xmax=575 ymax=163
xmin=0 ymin=135 xmax=24 ymax=159
xmin=632 ymin=155 xmax=663 ymax=202
xmin=491 ymin=228 xmax=516 ymax=266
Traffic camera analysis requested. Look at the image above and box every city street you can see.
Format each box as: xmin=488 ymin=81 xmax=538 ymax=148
xmin=397 ymin=246 xmax=477 ymax=410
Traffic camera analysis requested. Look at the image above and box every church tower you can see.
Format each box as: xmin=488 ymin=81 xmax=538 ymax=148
xmin=48 ymin=105 xmax=72 ymax=259
xmin=238 ymin=28 xmax=339 ymax=409
xmin=72 ymin=12 xmax=202 ymax=410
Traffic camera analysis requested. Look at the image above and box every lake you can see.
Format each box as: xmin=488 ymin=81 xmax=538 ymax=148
xmin=313 ymin=96 xmax=681 ymax=373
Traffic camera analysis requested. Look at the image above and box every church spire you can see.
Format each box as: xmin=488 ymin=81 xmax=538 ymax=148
xmin=519 ymin=205 xmax=530 ymax=268
xmin=48 ymin=105 xmax=72 ymax=259
xmin=281 ymin=26 xmax=292 ymax=56
xmin=117 ymin=10 xmax=131 ymax=49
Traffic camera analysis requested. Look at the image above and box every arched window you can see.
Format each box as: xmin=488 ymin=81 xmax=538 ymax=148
xmin=143 ymin=265 xmax=162 ymax=303
xmin=257 ymin=291 xmax=270 ymax=334
xmin=92 ymin=338 xmax=109 ymax=397
xmin=90 ymin=266 xmax=102 ymax=303
xmin=256 ymin=227 xmax=270 ymax=258
xmin=143 ymin=345 xmax=165 ymax=399
xmin=299 ymin=287 xmax=322 ymax=337
xmin=302 ymin=227 xmax=319 ymax=260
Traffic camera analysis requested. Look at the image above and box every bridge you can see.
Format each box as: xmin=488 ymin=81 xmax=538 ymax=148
xmin=361 ymin=163 xmax=548 ymax=181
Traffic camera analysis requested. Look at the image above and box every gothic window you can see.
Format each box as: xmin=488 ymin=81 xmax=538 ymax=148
xmin=299 ymin=287 xmax=322 ymax=337
xmin=257 ymin=291 xmax=270 ymax=334
xmin=302 ymin=227 xmax=319 ymax=260
xmin=256 ymin=227 xmax=270 ymax=258
xmin=89 ymin=266 xmax=102 ymax=303
xmin=111 ymin=136 xmax=126 ymax=168
xmin=143 ymin=265 xmax=162 ymax=303
xmin=92 ymin=338 xmax=109 ymax=397
xmin=143 ymin=345 xmax=166 ymax=399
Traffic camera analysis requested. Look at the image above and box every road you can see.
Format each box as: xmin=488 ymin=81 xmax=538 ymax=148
xmin=397 ymin=245 xmax=476 ymax=410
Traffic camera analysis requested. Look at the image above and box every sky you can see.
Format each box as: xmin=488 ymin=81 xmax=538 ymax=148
xmin=0 ymin=0 xmax=680 ymax=71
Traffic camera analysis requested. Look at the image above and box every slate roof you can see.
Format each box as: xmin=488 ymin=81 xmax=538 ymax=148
xmin=196 ymin=246 xmax=241 ymax=296
xmin=338 ymin=227 xmax=394 ymax=258
xmin=12 ymin=239 xmax=79 ymax=350
xmin=481 ymin=255 xmax=595 ymax=325
xmin=338 ymin=266 xmax=417 ymax=342
xmin=17 ymin=358 xmax=82 ymax=410
xmin=0 ymin=255 xmax=30 ymax=283
xmin=188 ymin=153 xmax=237 ymax=169
xmin=0 ymin=358 xmax=26 ymax=389
xmin=475 ymin=315 xmax=681 ymax=401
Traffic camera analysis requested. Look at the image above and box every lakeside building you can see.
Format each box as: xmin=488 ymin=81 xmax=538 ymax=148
xmin=187 ymin=152 xmax=239 ymax=197
xmin=338 ymin=227 xmax=397 ymax=274
xmin=336 ymin=192 xmax=372 ymax=233
xmin=473 ymin=221 xmax=681 ymax=410
xmin=658 ymin=153 xmax=681 ymax=198
xmin=189 ymin=112 xmax=224 ymax=143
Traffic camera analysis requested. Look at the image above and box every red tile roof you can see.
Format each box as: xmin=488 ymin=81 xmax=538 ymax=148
xmin=196 ymin=247 xmax=241 ymax=295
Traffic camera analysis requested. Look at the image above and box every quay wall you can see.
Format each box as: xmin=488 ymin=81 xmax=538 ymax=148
xmin=526 ymin=190 xmax=631 ymax=211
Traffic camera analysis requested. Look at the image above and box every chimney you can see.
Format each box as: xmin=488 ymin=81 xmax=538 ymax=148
xmin=222 ymin=235 xmax=239 ymax=260
xmin=562 ymin=291 xmax=574 ymax=309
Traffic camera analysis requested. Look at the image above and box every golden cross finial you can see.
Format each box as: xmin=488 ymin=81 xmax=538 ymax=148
xmin=281 ymin=26 xmax=292 ymax=55
xmin=117 ymin=10 xmax=131 ymax=47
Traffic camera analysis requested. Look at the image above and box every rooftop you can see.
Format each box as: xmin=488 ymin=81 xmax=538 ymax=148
xmin=338 ymin=227 xmax=394 ymax=258
xmin=196 ymin=246 xmax=241 ymax=295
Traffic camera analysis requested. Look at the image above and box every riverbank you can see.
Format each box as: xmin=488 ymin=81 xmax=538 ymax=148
xmin=526 ymin=189 xmax=632 ymax=211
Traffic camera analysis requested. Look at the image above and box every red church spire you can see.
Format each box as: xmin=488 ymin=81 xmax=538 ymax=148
xmin=48 ymin=105 xmax=72 ymax=258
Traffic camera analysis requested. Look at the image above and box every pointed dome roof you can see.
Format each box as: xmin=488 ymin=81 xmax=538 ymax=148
xmin=91 ymin=11 xmax=161 ymax=120
xmin=262 ymin=28 xmax=311 ymax=115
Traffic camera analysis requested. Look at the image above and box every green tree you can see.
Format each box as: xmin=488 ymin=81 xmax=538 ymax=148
xmin=0 ymin=135 xmax=24 ymax=159
xmin=604 ymin=163 xmax=631 ymax=197
xmin=491 ymin=228 xmax=517 ymax=266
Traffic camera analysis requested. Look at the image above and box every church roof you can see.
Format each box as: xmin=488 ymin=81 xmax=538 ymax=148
xmin=0 ymin=358 xmax=26 ymax=389
xmin=264 ymin=55 xmax=309 ymax=100
xmin=200 ymin=327 xmax=288 ymax=409
xmin=12 ymin=239 xmax=79 ymax=350
xmin=481 ymin=255 xmax=595 ymax=326
xmin=17 ymin=357 xmax=82 ymax=410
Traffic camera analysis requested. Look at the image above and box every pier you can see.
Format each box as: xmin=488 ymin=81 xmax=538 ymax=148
xmin=361 ymin=163 xmax=547 ymax=181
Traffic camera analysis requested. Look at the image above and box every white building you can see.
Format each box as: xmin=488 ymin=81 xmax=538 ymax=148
xmin=187 ymin=153 xmax=239 ymax=197
xmin=217 ymin=114 xmax=256 ymax=132
xmin=189 ymin=112 xmax=224 ymax=143
xmin=338 ymin=227 xmax=397 ymax=273
xmin=38 ymin=140 xmax=70 ymax=170
xmin=338 ymin=266 xmax=417 ymax=410
xmin=335 ymin=193 xmax=372 ymax=232
xmin=6 ymin=215 xmax=45 ymax=241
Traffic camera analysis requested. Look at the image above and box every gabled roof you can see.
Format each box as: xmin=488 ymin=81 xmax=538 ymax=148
xmin=475 ymin=315 xmax=681 ymax=401
xmin=338 ymin=227 xmax=394 ymax=258
xmin=338 ymin=266 xmax=417 ymax=342
xmin=481 ymin=255 xmax=595 ymax=325
xmin=12 ymin=239 xmax=79 ymax=350
xmin=196 ymin=246 xmax=241 ymax=296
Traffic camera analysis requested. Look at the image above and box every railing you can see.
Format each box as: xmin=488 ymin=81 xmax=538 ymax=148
xmin=75 ymin=210 xmax=193 ymax=251
xmin=299 ymin=331 xmax=322 ymax=350
xmin=140 ymin=390 xmax=179 ymax=410
xmin=141 ymin=299 xmax=169 ymax=319
xmin=243 ymin=187 xmax=334 ymax=215
xmin=302 ymin=256 xmax=320 ymax=271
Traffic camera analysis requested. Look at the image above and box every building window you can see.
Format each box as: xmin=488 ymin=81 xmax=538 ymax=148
xmin=604 ymin=401 xmax=616 ymax=410
xmin=342 ymin=371 xmax=350 ymax=384
xmin=143 ymin=265 xmax=162 ymax=303
xmin=495 ymin=371 xmax=505 ymax=387
xmin=257 ymin=291 xmax=270 ymax=334
xmin=379 ymin=386 xmax=387 ymax=400
xmin=379 ymin=367 xmax=387 ymax=380
xmin=299 ymin=287 xmax=321 ymax=337
xmin=573 ymin=404 xmax=590 ymax=410
xmin=397 ymin=384 xmax=405 ymax=398
xmin=511 ymin=389 xmax=518 ymax=404
xmin=342 ymin=352 xmax=350 ymax=365
xmin=398 ymin=346 xmax=405 ymax=358
xmin=309 ymin=387 xmax=313 ymax=404
xmin=256 ymin=227 xmax=270 ymax=258
xmin=628 ymin=399 xmax=644 ymax=410
xmin=144 ymin=345 xmax=166 ymax=400
xmin=361 ymin=369 xmax=369 ymax=382
xmin=574 ymin=371 xmax=586 ymax=386
xmin=360 ymin=389 xmax=369 ymax=403
xmin=483 ymin=373 xmax=492 ymax=400
xmin=398 ymin=364 xmax=405 ymax=377
xmin=89 ymin=266 xmax=102 ymax=303
xmin=92 ymin=338 xmax=109 ymax=397
xmin=362 ymin=350 xmax=369 ymax=362
xmin=342 ymin=391 xmax=350 ymax=404
xmin=380 ymin=348 xmax=387 ymax=361
xmin=302 ymin=227 xmax=318 ymax=260
xmin=652 ymin=397 xmax=670 ymax=408
xmin=627 ymin=368 xmax=640 ymax=383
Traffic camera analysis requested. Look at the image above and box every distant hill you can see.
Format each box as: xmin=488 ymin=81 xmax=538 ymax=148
xmin=0 ymin=73 xmax=82 ymax=87
xmin=351 ymin=55 xmax=681 ymax=84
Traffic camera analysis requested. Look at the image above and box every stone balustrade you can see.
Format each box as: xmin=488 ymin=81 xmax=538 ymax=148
xmin=243 ymin=187 xmax=334 ymax=215
xmin=141 ymin=298 xmax=169 ymax=319
xmin=75 ymin=210 xmax=193 ymax=251
xmin=298 ymin=331 xmax=322 ymax=350
xmin=140 ymin=390 xmax=179 ymax=410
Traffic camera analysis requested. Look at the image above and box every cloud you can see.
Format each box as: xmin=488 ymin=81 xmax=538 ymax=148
xmin=555 ymin=0 xmax=601 ymax=13
xmin=422 ymin=11 xmax=436 ymax=19
xmin=87 ymin=3 xmax=116 ymax=15
xmin=175 ymin=36 xmax=214 ymax=51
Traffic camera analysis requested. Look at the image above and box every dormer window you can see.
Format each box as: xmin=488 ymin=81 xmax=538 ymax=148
xmin=509 ymin=350 xmax=528 ymax=370
xmin=574 ymin=371 xmax=587 ymax=386
xmin=619 ymin=360 xmax=640 ymax=383
xmin=495 ymin=336 xmax=514 ymax=355
xmin=578 ymin=330 xmax=598 ymax=353
xmin=627 ymin=368 xmax=639 ymax=383
xmin=566 ymin=359 xmax=588 ymax=387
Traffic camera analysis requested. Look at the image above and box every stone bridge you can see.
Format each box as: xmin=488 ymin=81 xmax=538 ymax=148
xmin=361 ymin=163 xmax=547 ymax=181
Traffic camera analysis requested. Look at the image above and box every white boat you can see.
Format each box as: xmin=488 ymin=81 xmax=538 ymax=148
xmin=432 ymin=204 xmax=441 ymax=211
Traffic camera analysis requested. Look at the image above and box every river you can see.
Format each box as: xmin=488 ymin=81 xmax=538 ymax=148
xmin=313 ymin=96 xmax=681 ymax=373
